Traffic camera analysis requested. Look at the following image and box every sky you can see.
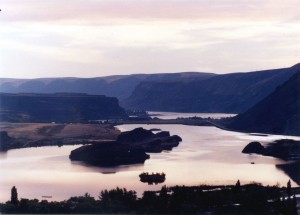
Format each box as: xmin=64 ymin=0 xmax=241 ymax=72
xmin=0 ymin=0 xmax=300 ymax=78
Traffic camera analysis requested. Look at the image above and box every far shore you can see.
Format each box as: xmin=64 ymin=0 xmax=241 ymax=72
xmin=0 ymin=118 xmax=214 ymax=151
xmin=1 ymin=117 xmax=299 ymax=152
xmin=0 ymin=122 xmax=120 ymax=151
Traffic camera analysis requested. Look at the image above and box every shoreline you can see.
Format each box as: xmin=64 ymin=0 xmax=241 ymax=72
xmin=1 ymin=119 xmax=300 ymax=152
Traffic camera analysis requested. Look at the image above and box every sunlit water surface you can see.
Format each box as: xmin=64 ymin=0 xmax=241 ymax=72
xmin=0 ymin=115 xmax=299 ymax=202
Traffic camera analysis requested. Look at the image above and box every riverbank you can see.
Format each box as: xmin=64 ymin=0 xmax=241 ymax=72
xmin=0 ymin=122 xmax=120 ymax=151
xmin=0 ymin=118 xmax=212 ymax=151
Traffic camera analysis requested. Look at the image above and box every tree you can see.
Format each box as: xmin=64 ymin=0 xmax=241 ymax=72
xmin=287 ymin=180 xmax=291 ymax=198
xmin=234 ymin=180 xmax=241 ymax=203
xmin=11 ymin=186 xmax=18 ymax=205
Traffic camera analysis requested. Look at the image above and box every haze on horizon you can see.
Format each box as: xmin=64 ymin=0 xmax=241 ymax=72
xmin=0 ymin=0 xmax=300 ymax=79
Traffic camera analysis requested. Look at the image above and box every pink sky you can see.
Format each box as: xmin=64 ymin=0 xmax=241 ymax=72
xmin=1 ymin=0 xmax=300 ymax=78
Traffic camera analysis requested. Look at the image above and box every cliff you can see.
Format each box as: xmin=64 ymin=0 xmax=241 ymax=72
xmin=0 ymin=93 xmax=127 ymax=123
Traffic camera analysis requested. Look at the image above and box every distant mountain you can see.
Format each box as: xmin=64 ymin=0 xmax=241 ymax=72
xmin=123 ymin=65 xmax=299 ymax=113
xmin=0 ymin=76 xmax=142 ymax=100
xmin=225 ymin=70 xmax=300 ymax=136
xmin=0 ymin=72 xmax=215 ymax=101
xmin=0 ymin=93 xmax=127 ymax=123
xmin=1 ymin=65 xmax=299 ymax=114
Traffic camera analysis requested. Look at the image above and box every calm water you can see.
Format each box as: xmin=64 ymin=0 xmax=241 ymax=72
xmin=0 ymin=122 xmax=299 ymax=202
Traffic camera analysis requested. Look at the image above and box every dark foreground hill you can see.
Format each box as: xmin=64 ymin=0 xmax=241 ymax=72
xmin=226 ymin=70 xmax=300 ymax=135
xmin=123 ymin=64 xmax=299 ymax=113
xmin=0 ymin=93 xmax=127 ymax=123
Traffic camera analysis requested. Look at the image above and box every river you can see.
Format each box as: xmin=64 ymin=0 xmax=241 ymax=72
xmin=0 ymin=113 xmax=299 ymax=202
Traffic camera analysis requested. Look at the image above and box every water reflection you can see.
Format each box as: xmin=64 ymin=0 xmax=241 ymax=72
xmin=276 ymin=161 xmax=300 ymax=185
xmin=0 ymin=123 xmax=299 ymax=202
xmin=70 ymin=161 xmax=145 ymax=174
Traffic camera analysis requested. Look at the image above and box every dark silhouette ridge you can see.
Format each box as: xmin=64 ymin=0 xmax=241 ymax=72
xmin=226 ymin=70 xmax=300 ymax=135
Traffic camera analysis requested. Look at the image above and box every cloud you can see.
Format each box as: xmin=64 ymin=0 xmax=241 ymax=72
xmin=2 ymin=0 xmax=299 ymax=23
xmin=0 ymin=0 xmax=300 ymax=78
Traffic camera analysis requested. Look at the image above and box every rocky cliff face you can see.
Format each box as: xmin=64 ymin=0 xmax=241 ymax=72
xmin=0 ymin=93 xmax=127 ymax=123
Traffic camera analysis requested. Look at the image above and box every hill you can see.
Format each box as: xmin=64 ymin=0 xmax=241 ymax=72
xmin=1 ymin=64 xmax=299 ymax=114
xmin=0 ymin=93 xmax=127 ymax=123
xmin=226 ymin=70 xmax=300 ymax=135
xmin=123 ymin=65 xmax=299 ymax=113
xmin=0 ymin=72 xmax=216 ymax=101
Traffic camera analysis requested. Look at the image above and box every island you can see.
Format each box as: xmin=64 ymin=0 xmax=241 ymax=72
xmin=242 ymin=139 xmax=300 ymax=185
xmin=69 ymin=127 xmax=182 ymax=166
xmin=242 ymin=139 xmax=300 ymax=160
xmin=139 ymin=172 xmax=166 ymax=185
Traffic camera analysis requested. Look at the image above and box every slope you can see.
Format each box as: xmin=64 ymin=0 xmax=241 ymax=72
xmin=0 ymin=72 xmax=216 ymax=100
xmin=226 ymin=70 xmax=300 ymax=135
xmin=123 ymin=65 xmax=299 ymax=113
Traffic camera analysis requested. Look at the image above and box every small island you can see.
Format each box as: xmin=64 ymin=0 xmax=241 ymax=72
xmin=139 ymin=172 xmax=166 ymax=185
xmin=243 ymin=139 xmax=300 ymax=185
xmin=242 ymin=139 xmax=300 ymax=160
xmin=69 ymin=127 xmax=182 ymax=166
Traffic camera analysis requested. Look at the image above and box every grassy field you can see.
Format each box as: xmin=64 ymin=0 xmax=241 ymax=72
xmin=0 ymin=122 xmax=120 ymax=149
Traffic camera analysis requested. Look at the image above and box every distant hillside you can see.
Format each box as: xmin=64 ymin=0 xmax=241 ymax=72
xmin=123 ymin=65 xmax=299 ymax=113
xmin=1 ymin=65 xmax=299 ymax=114
xmin=0 ymin=93 xmax=127 ymax=123
xmin=0 ymin=72 xmax=215 ymax=101
xmin=225 ymin=70 xmax=300 ymax=136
